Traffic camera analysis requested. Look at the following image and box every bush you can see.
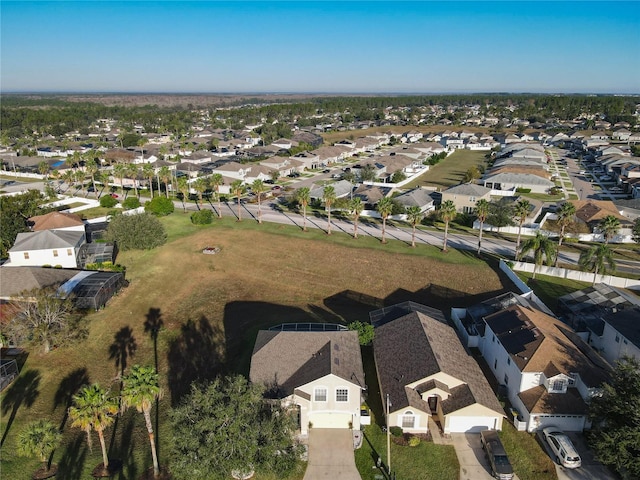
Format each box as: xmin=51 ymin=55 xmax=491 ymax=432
xmin=389 ymin=426 xmax=403 ymax=437
xmin=145 ymin=196 xmax=174 ymax=216
xmin=408 ymin=436 xmax=421 ymax=447
xmin=348 ymin=321 xmax=374 ymax=346
xmin=191 ymin=209 xmax=214 ymax=225
xmin=99 ymin=195 xmax=118 ymax=208
xmin=105 ymin=212 xmax=167 ymax=251
xmin=122 ymin=197 xmax=141 ymax=210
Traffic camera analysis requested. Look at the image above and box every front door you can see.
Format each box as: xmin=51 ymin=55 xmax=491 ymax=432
xmin=427 ymin=396 xmax=438 ymax=414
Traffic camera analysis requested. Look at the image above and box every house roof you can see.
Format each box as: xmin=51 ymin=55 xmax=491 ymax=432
xmin=442 ymin=183 xmax=492 ymax=197
xmin=393 ymin=188 xmax=435 ymax=208
xmin=483 ymin=173 xmax=555 ymax=187
xmin=572 ymin=200 xmax=627 ymax=225
xmin=518 ymin=385 xmax=588 ymax=415
xmin=373 ymin=310 xmax=503 ymax=415
xmin=9 ymin=229 xmax=85 ymax=252
xmin=28 ymin=211 xmax=85 ymax=231
xmin=249 ymin=330 xmax=365 ymax=398
xmin=0 ymin=266 xmax=80 ymax=299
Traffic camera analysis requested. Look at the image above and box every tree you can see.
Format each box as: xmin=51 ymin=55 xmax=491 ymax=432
xmin=633 ymin=217 xmax=640 ymax=244
xmin=554 ymin=201 xmax=576 ymax=266
xmin=376 ymin=197 xmax=394 ymax=244
xmin=144 ymin=196 xmax=175 ymax=216
xmin=85 ymin=160 xmax=99 ymax=198
xmin=579 ymin=244 xmax=616 ymax=285
xmin=231 ymin=180 xmax=246 ymax=221
xmin=405 ymin=206 xmax=423 ymax=248
xmin=474 ymin=199 xmax=490 ymax=255
xmin=350 ymin=197 xmax=364 ymax=239
xmin=106 ymin=212 xmax=167 ymax=250
xmin=359 ymin=164 xmax=377 ymax=182
xmin=487 ymin=198 xmax=514 ymax=233
xmin=296 ymin=187 xmax=310 ymax=232
xmin=251 ymin=179 xmax=266 ymax=224
xmin=69 ymin=384 xmax=119 ymax=471
xmin=513 ymin=199 xmax=531 ymax=259
xmin=439 ymin=200 xmax=457 ymax=252
xmin=113 ymin=162 xmax=128 ymax=194
xmin=158 ymin=166 xmax=172 ymax=198
xmin=323 ymin=186 xmax=336 ymax=235
xmin=209 ymin=173 xmax=224 ymax=219
xmin=17 ymin=419 xmax=61 ymax=473
xmin=348 ymin=321 xmax=374 ymax=346
xmin=519 ymin=232 xmax=556 ymax=279
xmin=142 ymin=163 xmax=155 ymax=198
xmin=176 ymin=176 xmax=189 ymax=212
xmin=170 ymin=375 xmax=300 ymax=480
xmin=0 ymin=190 xmax=47 ymax=257
xmin=462 ymin=166 xmax=481 ymax=183
xmin=193 ymin=177 xmax=208 ymax=208
xmin=121 ymin=365 xmax=163 ymax=478
xmin=599 ymin=215 xmax=621 ymax=244
xmin=587 ymin=357 xmax=640 ymax=478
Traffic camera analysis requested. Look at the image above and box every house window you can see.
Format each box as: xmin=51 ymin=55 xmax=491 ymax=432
xmin=336 ymin=388 xmax=348 ymax=402
xmin=504 ymin=374 xmax=509 ymax=385
xmin=568 ymin=374 xmax=577 ymax=386
xmin=23 ymin=252 xmax=29 ymax=259
xmin=494 ymin=359 xmax=497 ymax=370
xmin=314 ymin=387 xmax=327 ymax=402
xmin=507 ymin=357 xmax=511 ymax=366
xmin=53 ymin=250 xmax=59 ymax=257
xmin=615 ymin=335 xmax=620 ymax=343
xmin=551 ymin=379 xmax=566 ymax=392
xmin=402 ymin=411 xmax=415 ymax=429
xmin=67 ymin=249 xmax=73 ymax=256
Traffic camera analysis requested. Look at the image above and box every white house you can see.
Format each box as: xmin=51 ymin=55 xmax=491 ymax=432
xmin=7 ymin=230 xmax=87 ymax=268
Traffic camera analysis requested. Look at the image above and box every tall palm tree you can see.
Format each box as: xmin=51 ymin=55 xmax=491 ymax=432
xmin=231 ymin=180 xmax=246 ymax=221
xmin=209 ymin=173 xmax=224 ymax=219
xmin=350 ymin=197 xmax=364 ymax=239
xmin=17 ymin=419 xmax=61 ymax=472
xmin=69 ymin=384 xmax=118 ymax=471
xmin=513 ymin=199 xmax=531 ymax=259
xmin=297 ymin=187 xmax=311 ymax=232
xmin=193 ymin=177 xmax=208 ymax=208
xmin=37 ymin=160 xmax=50 ymax=182
xmin=126 ymin=163 xmax=140 ymax=197
xmin=158 ymin=166 xmax=172 ymax=198
xmin=176 ymin=177 xmax=189 ymax=212
xmin=113 ymin=163 xmax=128 ymax=195
xmin=120 ymin=365 xmax=163 ymax=478
xmin=322 ymin=186 xmax=336 ymax=235
xmin=439 ymin=200 xmax=457 ymax=253
xmin=252 ymin=179 xmax=267 ymax=224
xmin=519 ymin=232 xmax=556 ymax=279
xmin=579 ymin=244 xmax=616 ymax=285
xmin=376 ymin=197 xmax=394 ymax=244
xmin=598 ymin=215 xmax=621 ymax=244
xmin=85 ymin=161 xmax=99 ymax=198
xmin=554 ymin=201 xmax=576 ymax=266
xmin=474 ymin=199 xmax=490 ymax=255
xmin=62 ymin=169 xmax=75 ymax=193
xmin=405 ymin=206 xmax=423 ymax=248
xmin=142 ymin=163 xmax=155 ymax=198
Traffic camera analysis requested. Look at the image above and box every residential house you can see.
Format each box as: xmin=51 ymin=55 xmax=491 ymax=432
xmin=249 ymin=328 xmax=365 ymax=435
xmin=572 ymin=200 xmax=632 ymax=240
xmin=372 ymin=303 xmax=505 ymax=435
xmin=309 ymin=180 xmax=354 ymax=200
xmin=590 ymin=308 xmax=640 ymax=364
xmin=213 ymin=161 xmax=252 ymax=181
xmin=292 ymin=151 xmax=321 ymax=170
xmin=28 ymin=211 xmax=85 ymax=232
xmin=393 ymin=188 xmax=435 ymax=213
xmin=7 ymin=230 xmax=87 ymax=268
xmin=440 ymin=183 xmax=492 ymax=214
xmin=482 ymin=173 xmax=555 ymax=194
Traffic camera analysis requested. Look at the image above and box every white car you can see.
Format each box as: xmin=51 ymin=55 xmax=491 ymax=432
xmin=542 ymin=427 xmax=582 ymax=469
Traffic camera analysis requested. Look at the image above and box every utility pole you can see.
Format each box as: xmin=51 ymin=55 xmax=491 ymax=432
xmin=386 ymin=393 xmax=391 ymax=475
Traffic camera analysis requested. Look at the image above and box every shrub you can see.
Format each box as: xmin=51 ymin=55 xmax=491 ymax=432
xmin=145 ymin=196 xmax=174 ymax=216
xmin=105 ymin=212 xmax=167 ymax=251
xmin=122 ymin=197 xmax=141 ymax=210
xmin=348 ymin=321 xmax=374 ymax=346
xmin=389 ymin=426 xmax=403 ymax=437
xmin=191 ymin=209 xmax=214 ymax=225
xmin=408 ymin=436 xmax=421 ymax=447
xmin=100 ymin=195 xmax=118 ymax=208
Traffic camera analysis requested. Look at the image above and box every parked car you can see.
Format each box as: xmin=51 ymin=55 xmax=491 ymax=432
xmin=480 ymin=430 xmax=514 ymax=480
xmin=110 ymin=193 xmax=119 ymax=198
xmin=542 ymin=427 xmax=582 ymax=469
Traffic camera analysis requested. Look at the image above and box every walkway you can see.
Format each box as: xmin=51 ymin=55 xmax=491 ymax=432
xmin=303 ymin=429 xmax=361 ymax=480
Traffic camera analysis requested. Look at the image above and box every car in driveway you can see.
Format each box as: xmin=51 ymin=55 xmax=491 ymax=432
xmin=543 ymin=427 xmax=581 ymax=469
xmin=480 ymin=430 xmax=514 ymax=479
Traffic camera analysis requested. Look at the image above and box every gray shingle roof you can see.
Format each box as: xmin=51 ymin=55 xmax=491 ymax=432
xmin=9 ymin=230 xmax=85 ymax=252
xmin=0 ymin=266 xmax=80 ymax=299
xmin=442 ymin=183 xmax=492 ymax=197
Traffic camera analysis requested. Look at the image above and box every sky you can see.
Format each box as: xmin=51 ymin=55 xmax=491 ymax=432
xmin=1 ymin=1 xmax=639 ymax=94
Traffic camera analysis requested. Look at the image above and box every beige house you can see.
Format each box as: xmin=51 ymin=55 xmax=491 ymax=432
xmin=441 ymin=183 xmax=492 ymax=214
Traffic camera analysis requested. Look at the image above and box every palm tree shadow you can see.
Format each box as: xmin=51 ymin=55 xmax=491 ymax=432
xmin=53 ymin=367 xmax=90 ymax=431
xmin=108 ymin=326 xmax=137 ymax=378
xmin=56 ymin=434 xmax=88 ymax=480
xmin=0 ymin=368 xmax=41 ymax=447
xmin=143 ymin=308 xmax=164 ymax=374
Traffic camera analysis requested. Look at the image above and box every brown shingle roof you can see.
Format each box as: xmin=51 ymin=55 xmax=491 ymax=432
xmin=28 ymin=211 xmax=84 ymax=231
xmin=518 ymin=385 xmax=588 ymax=415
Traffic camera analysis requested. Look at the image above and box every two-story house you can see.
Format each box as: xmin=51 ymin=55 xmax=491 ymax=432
xmin=7 ymin=230 xmax=87 ymax=268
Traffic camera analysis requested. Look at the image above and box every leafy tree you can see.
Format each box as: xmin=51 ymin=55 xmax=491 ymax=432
xmin=462 ymin=166 xmax=481 ymax=183
xmin=100 ymin=194 xmax=118 ymax=208
xmin=169 ymin=375 xmax=300 ymax=480
xmin=106 ymin=212 xmax=167 ymax=250
xmin=252 ymin=179 xmax=266 ymax=224
xmin=209 ymin=173 xmax=224 ymax=219
xmin=513 ymin=199 xmax=531 ymax=259
xmin=191 ymin=209 xmax=213 ymax=225
xmin=474 ymin=199 xmax=490 ymax=255
xmin=391 ymin=170 xmax=406 ymax=183
xmin=142 ymin=163 xmax=155 ymax=198
xmin=519 ymin=232 xmax=556 ymax=279
xmin=439 ymin=200 xmax=457 ymax=252
xmin=144 ymin=196 xmax=175 ymax=216
xmin=579 ymin=244 xmax=616 ymax=285
xmin=122 ymin=197 xmax=141 ymax=210
xmin=598 ymin=215 xmax=621 ymax=244
xmin=69 ymin=384 xmax=119 ymax=471
xmin=348 ymin=321 xmax=374 ymax=346
xmin=486 ymin=198 xmax=514 ymax=233
xmin=359 ymin=164 xmax=377 ymax=182
xmin=405 ymin=206 xmax=423 ymax=248
xmin=17 ymin=419 xmax=61 ymax=472
xmin=121 ymin=365 xmax=163 ymax=478
xmin=588 ymin=357 xmax=640 ymax=478
xmin=0 ymin=190 xmax=48 ymax=257
xmin=554 ymin=201 xmax=576 ymax=266
xmin=296 ymin=187 xmax=310 ymax=232
xmin=323 ymin=185 xmax=336 ymax=235
xmin=376 ymin=197 xmax=394 ymax=244
xmin=633 ymin=217 xmax=640 ymax=244
xmin=231 ymin=180 xmax=246 ymax=221
xmin=350 ymin=197 xmax=364 ymax=239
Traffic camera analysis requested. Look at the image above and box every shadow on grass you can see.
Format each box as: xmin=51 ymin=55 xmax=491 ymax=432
xmin=0 ymin=368 xmax=41 ymax=447
xmin=114 ymin=413 xmax=138 ymax=480
xmin=108 ymin=326 xmax=137 ymax=378
xmin=56 ymin=433 xmax=88 ymax=480
xmin=53 ymin=367 xmax=90 ymax=431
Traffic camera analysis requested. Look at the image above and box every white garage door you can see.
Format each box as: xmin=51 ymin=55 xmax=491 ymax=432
xmin=535 ymin=415 xmax=586 ymax=432
xmin=309 ymin=413 xmax=352 ymax=429
xmin=447 ymin=416 xmax=498 ymax=433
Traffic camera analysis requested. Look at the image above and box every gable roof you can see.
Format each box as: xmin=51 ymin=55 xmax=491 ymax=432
xmin=0 ymin=266 xmax=80 ymax=299
xmin=9 ymin=229 xmax=85 ymax=252
xmin=442 ymin=183 xmax=492 ymax=197
xmin=250 ymin=330 xmax=364 ymax=398
xmin=28 ymin=211 xmax=85 ymax=231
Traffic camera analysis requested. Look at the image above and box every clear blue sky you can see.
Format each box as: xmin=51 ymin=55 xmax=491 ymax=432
xmin=1 ymin=1 xmax=639 ymax=94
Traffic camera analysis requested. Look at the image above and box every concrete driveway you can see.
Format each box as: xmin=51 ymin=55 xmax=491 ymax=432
xmin=303 ymin=428 xmax=361 ymax=480
xmin=451 ymin=433 xmax=497 ymax=480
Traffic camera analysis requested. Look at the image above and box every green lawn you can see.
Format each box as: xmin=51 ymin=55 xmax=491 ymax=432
xmin=516 ymin=272 xmax=591 ymax=313
xmin=404 ymin=149 xmax=489 ymax=190
xmin=500 ymin=424 xmax=556 ymax=480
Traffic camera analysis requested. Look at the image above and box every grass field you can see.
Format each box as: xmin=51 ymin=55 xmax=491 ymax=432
xmin=0 ymin=213 xmax=512 ymax=479
xmin=516 ymin=272 xmax=591 ymax=313
xmin=404 ymin=149 xmax=489 ymax=190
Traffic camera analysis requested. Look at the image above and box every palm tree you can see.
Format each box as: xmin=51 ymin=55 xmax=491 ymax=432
xmin=85 ymin=161 xmax=99 ymax=198
xmin=297 ymin=187 xmax=311 ymax=232
xmin=350 ymin=197 xmax=364 ymax=239
xmin=69 ymin=384 xmax=118 ymax=471
xmin=322 ymin=186 xmax=336 ymax=235
xmin=193 ymin=177 xmax=208 ymax=208
xmin=126 ymin=163 xmax=140 ymax=197
xmin=120 ymin=365 xmax=163 ymax=478
xmin=598 ymin=215 xmax=621 ymax=244
xmin=113 ymin=163 xmax=128 ymax=195
xmin=474 ymin=199 xmax=490 ymax=255
xmin=376 ymin=197 xmax=394 ymax=244
xmin=231 ymin=180 xmax=246 ymax=221
xmin=176 ymin=177 xmax=189 ymax=212
xmin=519 ymin=232 xmax=556 ymax=279
xmin=158 ymin=166 xmax=172 ymax=198
xmin=252 ymin=179 xmax=267 ymax=224
xmin=142 ymin=163 xmax=155 ymax=198
xmin=439 ymin=200 xmax=457 ymax=252
xmin=209 ymin=173 xmax=224 ymax=219
xmin=513 ymin=199 xmax=531 ymax=259
xmin=62 ymin=169 xmax=75 ymax=193
xmin=405 ymin=206 xmax=423 ymax=248
xmin=554 ymin=201 xmax=576 ymax=266
xmin=17 ymin=419 xmax=61 ymax=473
xmin=579 ymin=244 xmax=616 ymax=285
xmin=37 ymin=160 xmax=50 ymax=182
